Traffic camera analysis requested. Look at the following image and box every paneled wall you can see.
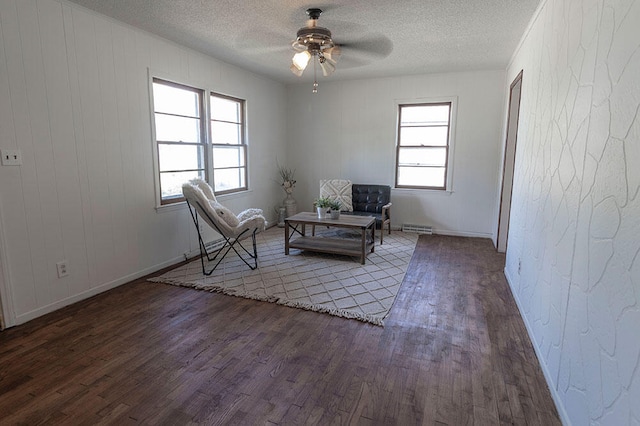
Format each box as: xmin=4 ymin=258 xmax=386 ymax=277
xmin=286 ymin=71 xmax=506 ymax=238
xmin=0 ymin=0 xmax=286 ymax=326
xmin=505 ymin=0 xmax=640 ymax=424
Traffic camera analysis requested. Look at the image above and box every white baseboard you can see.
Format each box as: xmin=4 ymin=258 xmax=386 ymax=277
xmin=504 ymin=267 xmax=571 ymax=426
xmin=13 ymin=255 xmax=185 ymax=326
xmin=432 ymin=228 xmax=493 ymax=238
xmin=391 ymin=225 xmax=492 ymax=239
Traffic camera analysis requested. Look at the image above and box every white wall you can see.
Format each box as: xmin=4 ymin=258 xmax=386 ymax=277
xmin=0 ymin=0 xmax=287 ymax=326
xmin=504 ymin=0 xmax=640 ymax=424
xmin=286 ymin=71 xmax=506 ymax=238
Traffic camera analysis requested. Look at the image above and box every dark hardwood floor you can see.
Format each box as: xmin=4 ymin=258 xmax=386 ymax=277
xmin=0 ymin=234 xmax=560 ymax=425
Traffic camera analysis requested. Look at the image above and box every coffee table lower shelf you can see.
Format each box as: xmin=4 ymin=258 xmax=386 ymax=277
xmin=288 ymin=236 xmax=374 ymax=264
xmin=285 ymin=212 xmax=376 ymax=264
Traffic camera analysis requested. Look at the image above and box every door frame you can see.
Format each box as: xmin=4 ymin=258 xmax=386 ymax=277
xmin=0 ymin=199 xmax=15 ymax=329
xmin=497 ymin=70 xmax=523 ymax=253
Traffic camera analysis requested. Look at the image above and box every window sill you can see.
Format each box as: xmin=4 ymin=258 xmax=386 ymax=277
xmin=155 ymin=201 xmax=187 ymax=213
xmin=392 ymin=187 xmax=454 ymax=195
xmin=216 ymin=188 xmax=253 ymax=201
xmin=154 ymin=189 xmax=254 ymax=213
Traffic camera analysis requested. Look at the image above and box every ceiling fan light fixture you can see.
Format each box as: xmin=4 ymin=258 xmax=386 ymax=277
xmin=323 ymin=46 xmax=341 ymax=65
xmin=290 ymin=8 xmax=342 ymax=92
xmin=292 ymin=50 xmax=311 ymax=72
xmin=290 ymin=62 xmax=304 ymax=76
xmin=319 ymin=57 xmax=335 ymax=76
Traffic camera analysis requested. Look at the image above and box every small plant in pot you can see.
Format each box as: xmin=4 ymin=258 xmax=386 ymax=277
xmin=329 ymin=200 xmax=342 ymax=219
xmin=315 ymin=197 xmax=332 ymax=219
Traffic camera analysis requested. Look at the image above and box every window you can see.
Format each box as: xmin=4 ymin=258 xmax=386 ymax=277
xmin=152 ymin=79 xmax=206 ymax=204
xmin=210 ymin=93 xmax=247 ymax=194
xmin=151 ymin=78 xmax=247 ymax=205
xmin=396 ymin=102 xmax=452 ymax=190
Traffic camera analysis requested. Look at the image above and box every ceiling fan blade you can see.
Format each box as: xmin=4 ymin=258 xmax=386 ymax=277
xmin=326 ymin=34 xmax=393 ymax=70
xmin=338 ymin=35 xmax=394 ymax=60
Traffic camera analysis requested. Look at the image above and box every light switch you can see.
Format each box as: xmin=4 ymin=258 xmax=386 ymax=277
xmin=1 ymin=149 xmax=22 ymax=166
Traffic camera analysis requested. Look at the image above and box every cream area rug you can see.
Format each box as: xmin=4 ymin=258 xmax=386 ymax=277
xmin=149 ymin=226 xmax=418 ymax=326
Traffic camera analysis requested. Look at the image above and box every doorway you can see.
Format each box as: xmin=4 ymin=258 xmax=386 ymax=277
xmin=497 ymin=70 xmax=523 ymax=253
xmin=0 ymin=201 xmax=11 ymax=330
xmin=0 ymin=233 xmax=5 ymax=330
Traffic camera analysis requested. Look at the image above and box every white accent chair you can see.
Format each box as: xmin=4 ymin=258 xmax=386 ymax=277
xmin=182 ymin=179 xmax=266 ymax=274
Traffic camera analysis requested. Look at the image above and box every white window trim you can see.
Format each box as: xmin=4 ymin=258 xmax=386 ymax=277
xmin=394 ymin=96 xmax=457 ymax=192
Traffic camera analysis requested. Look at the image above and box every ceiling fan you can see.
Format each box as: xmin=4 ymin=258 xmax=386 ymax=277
xmin=237 ymin=7 xmax=392 ymax=90
xmin=289 ymin=8 xmax=341 ymax=92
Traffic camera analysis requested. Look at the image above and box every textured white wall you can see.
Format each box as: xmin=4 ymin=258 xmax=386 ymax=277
xmin=0 ymin=0 xmax=287 ymax=325
xmin=504 ymin=0 xmax=640 ymax=424
xmin=286 ymin=71 xmax=506 ymax=238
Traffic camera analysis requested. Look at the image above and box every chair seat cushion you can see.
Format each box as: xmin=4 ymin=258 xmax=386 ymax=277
xmin=342 ymin=210 xmax=387 ymax=228
xmin=345 ymin=210 xmax=382 ymax=219
xmin=210 ymin=201 xmax=240 ymax=227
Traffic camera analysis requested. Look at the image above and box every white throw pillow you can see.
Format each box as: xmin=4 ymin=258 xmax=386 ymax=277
xmin=210 ymin=201 xmax=240 ymax=227
xmin=320 ymin=179 xmax=353 ymax=212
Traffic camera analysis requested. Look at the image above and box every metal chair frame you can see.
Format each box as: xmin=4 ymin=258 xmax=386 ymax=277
xmin=186 ymin=199 xmax=258 ymax=275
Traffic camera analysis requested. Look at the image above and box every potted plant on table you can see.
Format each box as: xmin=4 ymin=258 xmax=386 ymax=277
xmin=329 ymin=200 xmax=342 ymax=219
xmin=315 ymin=197 xmax=332 ymax=219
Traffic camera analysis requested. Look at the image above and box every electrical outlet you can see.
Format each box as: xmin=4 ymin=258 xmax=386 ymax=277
xmin=518 ymin=259 xmax=522 ymax=275
xmin=1 ymin=149 xmax=23 ymax=166
xmin=56 ymin=261 xmax=69 ymax=278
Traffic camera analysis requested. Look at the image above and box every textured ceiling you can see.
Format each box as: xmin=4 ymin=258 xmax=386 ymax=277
xmin=63 ymin=0 xmax=541 ymax=83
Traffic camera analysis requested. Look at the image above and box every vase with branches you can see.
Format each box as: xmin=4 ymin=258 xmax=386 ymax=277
xmin=277 ymin=162 xmax=297 ymax=217
xmin=278 ymin=164 xmax=296 ymax=195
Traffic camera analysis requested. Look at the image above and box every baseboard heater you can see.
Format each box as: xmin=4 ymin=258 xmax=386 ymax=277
xmin=402 ymin=224 xmax=433 ymax=235
xmin=205 ymin=238 xmax=225 ymax=251
xmin=184 ymin=238 xmax=225 ymax=260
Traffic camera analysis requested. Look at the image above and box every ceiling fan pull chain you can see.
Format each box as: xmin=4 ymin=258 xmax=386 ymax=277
xmin=313 ymin=57 xmax=318 ymax=93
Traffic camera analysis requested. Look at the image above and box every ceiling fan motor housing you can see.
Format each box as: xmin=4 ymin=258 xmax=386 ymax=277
xmin=294 ymin=27 xmax=334 ymax=53
xmin=292 ymin=8 xmax=335 ymax=54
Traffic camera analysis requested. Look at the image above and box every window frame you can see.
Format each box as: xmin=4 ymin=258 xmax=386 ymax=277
xmin=209 ymin=92 xmax=248 ymax=196
xmin=150 ymin=75 xmax=249 ymax=207
xmin=395 ymin=98 xmax=456 ymax=191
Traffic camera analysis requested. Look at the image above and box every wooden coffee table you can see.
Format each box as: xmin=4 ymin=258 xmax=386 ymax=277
xmin=284 ymin=212 xmax=376 ymax=264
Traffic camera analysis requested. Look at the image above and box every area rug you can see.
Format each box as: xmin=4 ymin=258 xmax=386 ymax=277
xmin=149 ymin=227 xmax=418 ymax=326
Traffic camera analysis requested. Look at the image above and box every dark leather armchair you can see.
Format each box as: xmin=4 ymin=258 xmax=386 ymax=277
xmin=346 ymin=184 xmax=392 ymax=244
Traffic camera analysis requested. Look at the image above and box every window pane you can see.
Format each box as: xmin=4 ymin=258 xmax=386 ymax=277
xmin=155 ymin=114 xmax=200 ymax=143
xmin=211 ymin=121 xmax=241 ymax=145
xmin=153 ymin=82 xmax=199 ymax=117
xmin=401 ymin=104 xmax=450 ymax=125
xmin=211 ymin=96 xmax=240 ymax=122
xmin=399 ymin=126 xmax=449 ymax=146
xmin=398 ymin=147 xmax=446 ymax=167
xmin=214 ymin=167 xmax=246 ymax=192
xmin=213 ymin=146 xmax=245 ymax=168
xmin=158 ymin=144 xmax=205 ymax=172
xmin=160 ymin=170 xmax=205 ymax=199
xmin=397 ymin=166 xmax=445 ymax=188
